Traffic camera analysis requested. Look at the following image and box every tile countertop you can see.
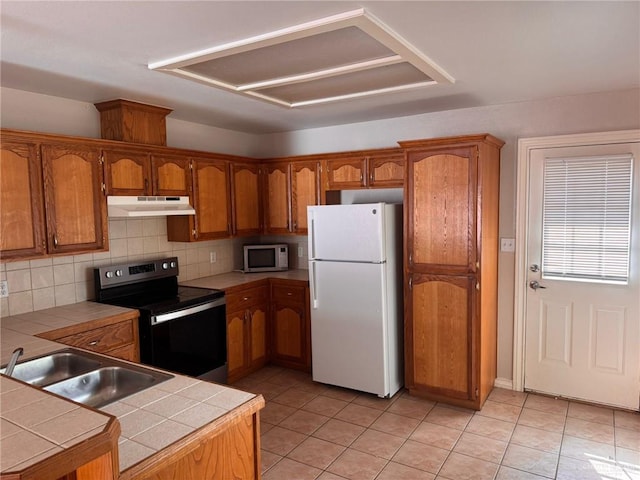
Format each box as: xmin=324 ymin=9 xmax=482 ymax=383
xmin=181 ymin=268 xmax=309 ymax=290
xmin=0 ymin=301 xmax=263 ymax=477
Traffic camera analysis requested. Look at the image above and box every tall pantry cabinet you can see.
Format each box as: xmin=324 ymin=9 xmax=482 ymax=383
xmin=400 ymin=134 xmax=504 ymax=410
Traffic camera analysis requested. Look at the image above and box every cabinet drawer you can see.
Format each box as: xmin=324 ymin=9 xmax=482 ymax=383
xmin=226 ymin=285 xmax=269 ymax=311
xmin=55 ymin=320 xmax=134 ymax=353
xmin=272 ymin=284 xmax=306 ymax=304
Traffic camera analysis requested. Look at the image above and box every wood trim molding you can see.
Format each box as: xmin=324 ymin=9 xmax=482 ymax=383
xmin=513 ymin=129 xmax=640 ymax=392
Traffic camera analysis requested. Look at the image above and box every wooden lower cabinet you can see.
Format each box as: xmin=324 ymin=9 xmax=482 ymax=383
xmin=406 ymin=274 xmax=477 ymax=404
xmin=121 ymin=396 xmax=264 ymax=480
xmin=270 ymin=279 xmax=311 ymax=372
xmin=225 ymin=279 xmax=311 ymax=382
xmin=38 ymin=312 xmax=140 ymax=362
xmin=226 ymin=283 xmax=269 ymax=383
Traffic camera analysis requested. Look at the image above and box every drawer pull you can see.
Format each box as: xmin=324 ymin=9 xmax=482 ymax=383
xmin=287 ymin=292 xmax=292 ymax=296
xmin=88 ymin=340 xmax=99 ymax=346
xmin=243 ymin=297 xmax=249 ymax=301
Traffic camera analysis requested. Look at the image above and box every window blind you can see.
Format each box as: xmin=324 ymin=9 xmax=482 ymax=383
xmin=542 ymin=153 xmax=633 ymax=284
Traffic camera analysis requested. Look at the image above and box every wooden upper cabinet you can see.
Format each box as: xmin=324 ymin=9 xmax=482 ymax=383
xmin=0 ymin=139 xmax=46 ymax=259
xmin=103 ymin=149 xmax=190 ymax=196
xmin=151 ymin=154 xmax=191 ymax=196
xmin=326 ymin=158 xmax=366 ymax=189
xmin=102 ymin=149 xmax=151 ymax=195
xmin=192 ymin=158 xmax=231 ymax=239
xmin=368 ymin=152 xmax=404 ymax=187
xmin=291 ymin=161 xmax=319 ymax=234
xmin=41 ymin=143 xmax=107 ymax=255
xmin=231 ymin=162 xmax=262 ymax=236
xmin=167 ymin=157 xmax=231 ymax=241
xmin=407 ymin=147 xmax=478 ymax=273
xmin=263 ymin=160 xmax=319 ymax=235
xmin=263 ymin=163 xmax=290 ymax=234
xmin=323 ymin=149 xmax=404 ymax=192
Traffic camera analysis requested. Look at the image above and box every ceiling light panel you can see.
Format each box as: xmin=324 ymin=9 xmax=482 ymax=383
xmin=181 ymin=27 xmax=395 ymax=85
xmin=258 ymin=63 xmax=433 ymax=104
xmin=149 ymin=9 xmax=454 ymax=108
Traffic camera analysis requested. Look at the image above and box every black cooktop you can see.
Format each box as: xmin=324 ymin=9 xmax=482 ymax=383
xmin=102 ymin=285 xmax=224 ymax=315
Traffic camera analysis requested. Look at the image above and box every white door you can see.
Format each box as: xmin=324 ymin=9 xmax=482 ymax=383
xmin=524 ymin=141 xmax=640 ymax=410
xmin=308 ymin=204 xmax=385 ymax=262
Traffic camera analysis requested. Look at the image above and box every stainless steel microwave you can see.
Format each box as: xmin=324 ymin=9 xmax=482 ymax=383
xmin=243 ymin=244 xmax=289 ymax=273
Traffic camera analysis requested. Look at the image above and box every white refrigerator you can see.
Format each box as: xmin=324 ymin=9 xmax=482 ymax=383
xmin=307 ymin=203 xmax=403 ymax=398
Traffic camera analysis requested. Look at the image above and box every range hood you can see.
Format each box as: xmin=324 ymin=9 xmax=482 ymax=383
xmin=107 ymin=196 xmax=196 ymax=217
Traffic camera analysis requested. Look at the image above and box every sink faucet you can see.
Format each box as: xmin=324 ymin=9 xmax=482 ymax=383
xmin=4 ymin=347 xmax=24 ymax=377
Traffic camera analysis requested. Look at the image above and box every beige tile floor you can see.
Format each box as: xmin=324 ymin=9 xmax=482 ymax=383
xmin=232 ymin=366 xmax=640 ymax=480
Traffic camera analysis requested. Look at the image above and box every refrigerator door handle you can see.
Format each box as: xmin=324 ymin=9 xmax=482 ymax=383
xmin=308 ymin=213 xmax=316 ymax=260
xmin=309 ymin=261 xmax=318 ymax=309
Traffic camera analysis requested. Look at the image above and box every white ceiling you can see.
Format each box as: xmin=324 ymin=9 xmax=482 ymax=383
xmin=1 ymin=1 xmax=639 ymax=134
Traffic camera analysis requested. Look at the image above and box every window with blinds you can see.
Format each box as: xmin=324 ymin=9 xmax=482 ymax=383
xmin=541 ymin=153 xmax=633 ymax=284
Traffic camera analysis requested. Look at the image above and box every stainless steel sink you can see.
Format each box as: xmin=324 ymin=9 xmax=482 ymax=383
xmin=44 ymin=365 xmax=172 ymax=408
xmin=0 ymin=351 xmax=101 ymax=386
xmin=2 ymin=348 xmax=173 ymax=408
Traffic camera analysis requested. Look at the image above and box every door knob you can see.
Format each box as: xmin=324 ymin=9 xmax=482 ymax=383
xmin=529 ymin=280 xmax=546 ymax=290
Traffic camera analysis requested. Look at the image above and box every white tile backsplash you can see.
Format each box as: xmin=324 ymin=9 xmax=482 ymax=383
xmin=0 ymin=217 xmax=307 ymax=317
xmin=0 ymin=218 xmax=267 ymax=316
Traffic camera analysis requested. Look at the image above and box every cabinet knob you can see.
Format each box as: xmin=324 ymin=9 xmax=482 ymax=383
xmin=88 ymin=340 xmax=99 ymax=346
xmin=53 ymin=234 xmax=58 ymax=248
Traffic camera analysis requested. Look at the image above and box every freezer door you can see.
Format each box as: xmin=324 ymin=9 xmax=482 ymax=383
xmin=308 ymin=204 xmax=385 ymax=262
xmin=309 ymin=260 xmax=393 ymax=396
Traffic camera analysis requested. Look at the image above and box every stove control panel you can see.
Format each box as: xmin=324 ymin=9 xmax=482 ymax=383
xmin=95 ymin=257 xmax=180 ymax=289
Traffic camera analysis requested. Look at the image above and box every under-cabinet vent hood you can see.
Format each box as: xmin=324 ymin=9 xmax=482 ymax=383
xmin=107 ymin=196 xmax=195 ymax=217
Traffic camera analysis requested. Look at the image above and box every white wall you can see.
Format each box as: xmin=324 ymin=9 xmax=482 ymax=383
xmin=0 ymin=87 xmax=262 ymax=156
xmin=2 ymin=86 xmax=639 ymax=383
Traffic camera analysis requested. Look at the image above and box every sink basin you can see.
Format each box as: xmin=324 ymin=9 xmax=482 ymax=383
xmin=0 ymin=351 xmax=101 ymax=387
xmin=2 ymin=348 xmax=173 ymax=408
xmin=44 ymin=365 xmax=172 ymax=408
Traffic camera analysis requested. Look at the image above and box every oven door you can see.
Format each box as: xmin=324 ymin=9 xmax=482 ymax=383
xmin=143 ymin=298 xmax=227 ymax=383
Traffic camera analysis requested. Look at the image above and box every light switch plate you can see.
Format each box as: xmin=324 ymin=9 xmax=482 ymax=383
xmin=0 ymin=280 xmax=8 ymax=298
xmin=210 ymin=251 xmax=217 ymax=263
xmin=500 ymin=238 xmax=515 ymax=252
xmin=298 ymin=246 xmax=304 ymax=258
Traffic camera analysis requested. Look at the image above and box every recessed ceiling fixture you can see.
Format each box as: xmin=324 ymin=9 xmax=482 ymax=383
xmin=148 ymin=9 xmax=454 ymax=108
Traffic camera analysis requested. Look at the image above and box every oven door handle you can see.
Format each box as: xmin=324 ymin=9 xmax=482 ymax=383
xmin=151 ymin=298 xmax=226 ymax=325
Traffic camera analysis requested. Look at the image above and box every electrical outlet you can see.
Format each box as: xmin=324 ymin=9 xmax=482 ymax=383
xmin=298 ymin=246 xmax=304 ymax=258
xmin=210 ymin=251 xmax=217 ymax=263
xmin=0 ymin=280 xmax=8 ymax=298
xmin=500 ymin=238 xmax=515 ymax=253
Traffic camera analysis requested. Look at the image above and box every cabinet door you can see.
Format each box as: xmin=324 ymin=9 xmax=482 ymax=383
xmin=326 ymin=158 xmax=365 ymax=189
xmin=248 ymin=303 xmax=268 ymax=369
xmin=407 ymin=147 xmax=477 ymax=273
xmin=406 ymin=274 xmax=476 ymax=401
xmin=270 ymin=281 xmax=310 ymax=370
xmin=232 ymin=163 xmax=262 ymax=236
xmin=263 ymin=163 xmax=290 ymax=234
xmin=0 ymin=139 xmax=46 ymax=259
xmin=192 ymin=158 xmax=231 ymax=239
xmin=291 ymin=161 xmax=319 ymax=234
xmin=368 ymin=153 xmax=404 ymax=187
xmin=41 ymin=143 xmax=107 ymax=254
xmin=227 ymin=309 xmax=248 ymax=381
xmin=151 ymin=154 xmax=191 ymax=196
xmin=102 ymin=149 xmax=151 ymax=195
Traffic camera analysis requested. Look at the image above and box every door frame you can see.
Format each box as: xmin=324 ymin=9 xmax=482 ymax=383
xmin=513 ymin=129 xmax=640 ymax=392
